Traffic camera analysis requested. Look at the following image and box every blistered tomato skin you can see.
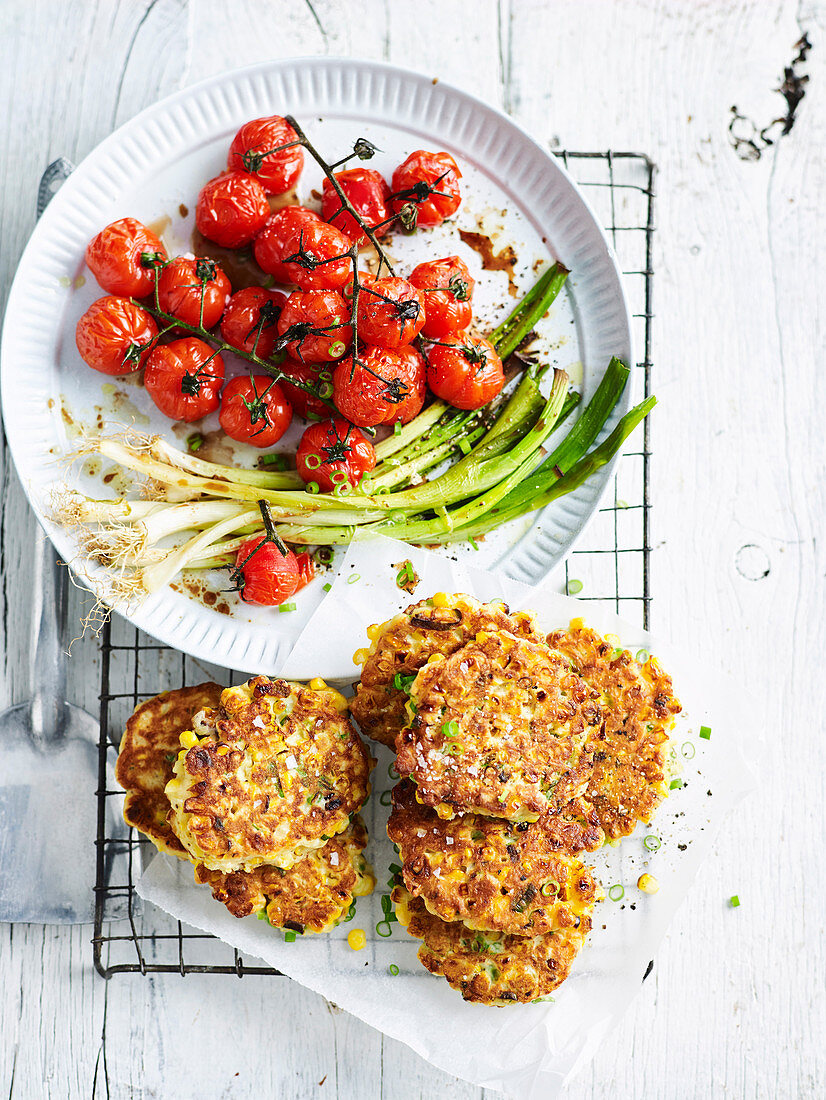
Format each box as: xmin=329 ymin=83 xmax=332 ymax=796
xmin=233 ymin=537 xmax=301 ymax=605
xmin=277 ymin=290 xmax=352 ymax=363
xmin=195 ymin=172 xmax=271 ymax=248
xmin=85 ymin=218 xmax=167 ymax=298
xmin=220 ymin=286 xmax=287 ymax=358
xmin=157 ymin=257 xmax=232 ymax=330
xmin=143 ymin=337 xmax=225 ymax=422
xmin=356 ymin=276 xmax=426 ymax=349
xmin=278 ymin=357 xmax=329 ymax=420
xmin=390 ymin=151 xmax=463 ymax=229
xmin=75 ymin=296 xmax=158 ymax=375
xmin=425 ymin=334 xmax=504 ymax=410
xmin=321 ymin=168 xmax=391 ymax=243
xmin=219 ymin=375 xmax=293 ymax=448
xmin=408 ymin=256 xmax=475 ymax=339
xmin=296 ymin=418 xmax=376 ymax=492
xmin=227 ymin=115 xmax=304 ymax=196
xmin=333 ymin=344 xmax=425 ymax=427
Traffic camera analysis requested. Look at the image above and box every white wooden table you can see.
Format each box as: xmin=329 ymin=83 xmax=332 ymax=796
xmin=1 ymin=1 xmax=824 ymax=1096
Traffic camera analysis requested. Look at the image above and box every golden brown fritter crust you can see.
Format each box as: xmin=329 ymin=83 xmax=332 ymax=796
xmin=351 ymin=594 xmax=540 ymax=748
xmin=194 ymin=817 xmax=374 ymax=932
xmin=396 ymin=630 xmax=601 ymax=821
xmin=115 ymin=682 xmax=224 ymax=858
xmin=387 ymin=780 xmax=600 ymax=936
xmin=165 ymin=676 xmax=374 ymax=873
xmin=392 ymin=887 xmax=589 ymax=1005
xmin=547 ymin=625 xmax=682 ymax=839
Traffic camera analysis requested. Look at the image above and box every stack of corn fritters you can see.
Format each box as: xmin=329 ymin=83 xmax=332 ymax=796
xmin=351 ymin=593 xmax=681 ymax=1005
xmin=116 ymin=676 xmax=375 ymax=935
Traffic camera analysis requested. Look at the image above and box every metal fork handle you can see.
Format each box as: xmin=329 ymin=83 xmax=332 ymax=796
xmin=27 ymin=157 xmax=76 ymax=747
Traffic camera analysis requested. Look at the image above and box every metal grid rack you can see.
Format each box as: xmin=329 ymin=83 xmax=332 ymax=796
xmin=93 ymin=151 xmax=657 ymax=979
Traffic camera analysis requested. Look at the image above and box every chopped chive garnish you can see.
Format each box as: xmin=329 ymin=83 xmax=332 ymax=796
xmin=393 ymin=672 xmax=416 ymax=691
xmin=699 ymin=725 xmax=712 ymax=740
xmin=379 ymin=790 xmax=392 ymax=806
xmin=261 ymin=274 xmax=275 ymax=288
xmin=304 ymin=453 xmax=321 ymax=469
xmin=186 ymin=432 xmax=204 ymax=453
xmin=635 ymin=648 xmax=650 ymax=662
xmin=323 ymin=582 xmax=332 ymax=592
xmin=394 ymin=421 xmax=402 ymax=435
xmin=643 ymin=835 xmax=661 ymax=851
xmin=669 ymin=778 xmax=683 ymax=790
xmin=729 ymin=895 xmax=740 ymax=908
xmin=468 ymin=536 xmax=479 ymax=551
xmin=566 ymin=578 xmax=583 ymax=595
xmin=616 ymin=499 xmax=629 ymax=509
xmin=471 ymin=830 xmax=484 ymax=841
xmin=441 ymin=719 xmax=459 ymax=739
xmin=540 ymin=879 xmax=559 ymax=897
xmin=681 ymin=742 xmax=695 ymax=759
xmin=305 ymin=481 xmax=320 ymax=494
xmin=389 ymin=862 xmax=402 ymax=875
xmin=261 ymin=453 xmax=288 ymax=469
xmin=257 ymin=908 xmax=269 ymax=922
xmin=608 ymin=884 xmax=625 ymax=902
xmin=375 ymin=921 xmax=392 ymax=937
xmin=279 ymin=602 xmax=296 ymax=613
xmin=388 ymin=763 xmax=400 ymax=780
xmin=457 ymin=437 xmax=471 ymax=455
xmin=343 ymin=901 xmax=356 ymax=922
xmin=284 ymin=930 xmax=296 ymax=942
xmin=347 ymin=573 xmax=360 ymax=584
xmin=388 ymin=963 xmax=400 ymax=976
xmin=610 ymin=647 xmax=623 ymax=661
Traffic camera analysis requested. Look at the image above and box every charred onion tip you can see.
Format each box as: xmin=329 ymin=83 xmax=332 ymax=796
xmin=409 ymin=608 xmax=463 ymax=630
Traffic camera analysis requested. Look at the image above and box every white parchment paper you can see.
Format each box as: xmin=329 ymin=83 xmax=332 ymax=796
xmin=137 ymin=535 xmax=754 ymax=1097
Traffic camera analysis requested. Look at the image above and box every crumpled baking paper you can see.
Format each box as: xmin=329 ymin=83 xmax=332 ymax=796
xmin=136 ymin=534 xmax=754 ymax=1098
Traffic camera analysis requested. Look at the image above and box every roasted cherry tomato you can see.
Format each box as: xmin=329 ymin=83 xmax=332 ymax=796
xmin=425 ymin=334 xmax=504 ymax=410
xmin=408 ymin=256 xmax=474 ymax=338
xmin=75 ymin=296 xmax=158 ymax=375
xmin=220 ymin=286 xmax=287 ymax=358
xmin=296 ymin=418 xmax=376 ymax=492
xmin=321 ymin=168 xmax=391 ymax=243
xmin=333 ymin=344 xmax=425 ymax=427
xmin=195 ymin=171 xmax=270 ymax=248
xmin=226 ymin=115 xmax=304 ymax=196
xmin=278 ymin=357 xmax=328 ymax=420
xmin=218 ymin=375 xmax=292 ymax=447
xmin=256 ymin=212 xmax=352 ymax=292
xmin=276 ymin=289 xmax=352 ymax=363
xmin=233 ymin=537 xmax=304 ymax=606
xmin=295 ymin=551 xmax=315 ymax=588
xmin=157 ymin=257 xmax=232 ymax=330
xmin=85 ymin=218 xmax=167 ymax=298
xmin=144 ymin=337 xmax=225 ymax=422
xmin=390 ymin=150 xmax=462 ymax=229
xmin=355 ymin=276 xmax=425 ymax=349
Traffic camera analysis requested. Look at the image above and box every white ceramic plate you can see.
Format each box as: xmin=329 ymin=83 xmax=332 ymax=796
xmin=0 ymin=57 xmax=632 ymax=674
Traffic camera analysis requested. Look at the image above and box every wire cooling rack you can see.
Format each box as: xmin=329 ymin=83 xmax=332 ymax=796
xmin=93 ymin=151 xmax=657 ymax=978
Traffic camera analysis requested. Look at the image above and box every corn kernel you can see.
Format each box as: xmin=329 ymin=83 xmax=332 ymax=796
xmin=309 ymin=677 xmax=327 ymax=691
xmin=570 ymin=616 xmax=585 ymax=631
xmin=637 ymin=873 xmax=659 ymax=895
xmin=216 ymin=744 xmax=230 ymax=756
xmin=432 ymin=591 xmax=450 ymax=608
xmin=476 ymin=631 xmax=489 ymax=643
xmin=352 ymin=648 xmax=370 ymax=666
xmin=347 ymin=928 xmax=366 ymax=951
xmin=180 ymin=730 xmax=198 ymax=749
xmin=427 ymin=652 xmax=445 ymax=665
xmin=366 ymin=623 xmax=382 ymax=641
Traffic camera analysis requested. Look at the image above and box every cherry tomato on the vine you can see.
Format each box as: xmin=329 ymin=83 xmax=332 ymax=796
xmin=278 ymin=357 xmax=329 ymax=420
xmin=233 ymin=537 xmax=307 ymax=606
xmin=195 ymin=171 xmax=271 ymax=248
xmin=277 ymin=289 xmax=352 ymax=363
xmin=296 ymin=418 xmax=376 ymax=492
xmin=425 ymin=334 xmax=504 ymax=410
xmin=75 ymin=296 xmax=158 ymax=375
xmin=226 ymin=115 xmax=304 ymax=196
xmin=354 ymin=276 xmax=425 ymax=349
xmin=220 ymin=286 xmax=286 ymax=358
xmin=144 ymin=337 xmax=225 ymax=422
xmin=408 ymin=256 xmax=475 ymax=339
xmin=157 ymin=257 xmax=232 ymax=330
xmin=85 ymin=218 xmax=167 ymax=298
xmin=333 ymin=344 xmax=425 ymax=427
xmin=219 ymin=375 xmax=292 ymax=448
xmin=254 ymin=207 xmax=351 ymax=290
xmin=390 ymin=150 xmax=462 ymax=229
xmin=321 ymin=168 xmax=391 ymax=243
